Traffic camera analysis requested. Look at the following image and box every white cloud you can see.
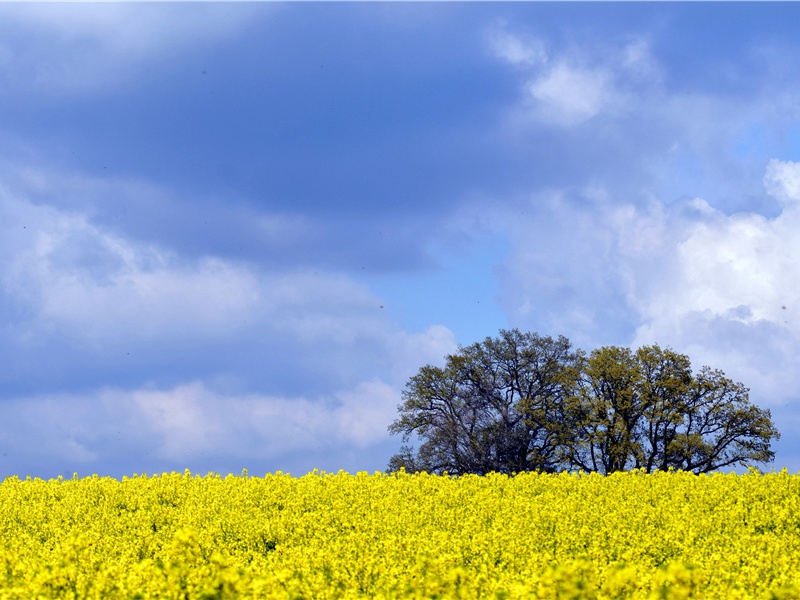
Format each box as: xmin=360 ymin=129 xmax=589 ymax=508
xmin=130 ymin=382 xmax=340 ymax=461
xmin=764 ymin=158 xmax=800 ymax=208
xmin=0 ymin=295 xmax=455 ymax=474
xmin=490 ymin=29 xmax=661 ymax=127
xmin=1 ymin=4 xmax=256 ymax=55
xmin=387 ymin=325 xmax=458 ymax=383
xmin=498 ymin=160 xmax=800 ymax=409
xmin=0 ymin=377 xmax=403 ymax=470
xmin=0 ymin=157 xmax=461 ymax=391
xmin=0 ymin=182 xmax=394 ymax=347
xmin=646 ymin=209 xmax=794 ymax=328
xmin=0 ymin=4 xmax=266 ymax=93
xmin=620 ymin=38 xmax=661 ymax=82
xmin=629 ymin=160 xmax=800 ymax=403
xmin=527 ymin=63 xmax=616 ymax=126
xmin=0 ymin=193 xmax=260 ymax=340
xmin=330 ymin=379 xmax=403 ymax=447
xmin=0 ymin=187 xmax=455 ymax=470
xmin=486 ymin=25 xmax=547 ymax=68
xmin=495 ymin=186 xmax=662 ymax=347
xmin=0 ymin=166 xmax=460 ymax=475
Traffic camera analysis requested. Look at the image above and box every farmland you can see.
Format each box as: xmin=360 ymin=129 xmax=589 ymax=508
xmin=0 ymin=469 xmax=798 ymax=599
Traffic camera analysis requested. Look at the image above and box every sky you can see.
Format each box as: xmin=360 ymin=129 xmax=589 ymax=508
xmin=2 ymin=2 xmax=800 ymax=479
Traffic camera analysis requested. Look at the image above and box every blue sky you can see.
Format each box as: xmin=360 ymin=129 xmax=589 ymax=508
xmin=2 ymin=2 xmax=800 ymax=478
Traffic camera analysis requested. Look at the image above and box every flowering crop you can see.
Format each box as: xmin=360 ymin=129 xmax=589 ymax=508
xmin=0 ymin=469 xmax=799 ymax=599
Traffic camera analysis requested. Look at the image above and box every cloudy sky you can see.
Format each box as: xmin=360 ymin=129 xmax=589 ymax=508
xmin=2 ymin=3 xmax=800 ymax=478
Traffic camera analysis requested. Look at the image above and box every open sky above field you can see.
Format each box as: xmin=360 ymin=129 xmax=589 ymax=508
xmin=2 ymin=2 xmax=800 ymax=478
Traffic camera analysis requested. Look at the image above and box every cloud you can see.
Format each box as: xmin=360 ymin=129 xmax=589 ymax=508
xmin=0 ymin=264 xmax=455 ymax=475
xmin=0 ymin=184 xmax=388 ymax=345
xmin=387 ymin=325 xmax=458 ymax=383
xmin=489 ymin=26 xmax=659 ymax=127
xmin=486 ymin=25 xmax=547 ymax=69
xmin=765 ymin=158 xmax=800 ymax=208
xmin=0 ymin=309 xmax=455 ymax=477
xmin=1 ymin=192 xmax=259 ymax=341
xmin=0 ymin=165 xmax=459 ymax=402
xmin=0 ymin=166 xmax=460 ymax=476
xmin=630 ymin=159 xmax=800 ymax=404
xmin=485 ymin=27 xmax=800 ymax=414
xmin=527 ymin=63 xmax=616 ymax=126
xmin=493 ymin=183 xmax=668 ymax=347
xmin=484 ymin=23 xmax=800 ymax=232
xmin=132 ymin=379 xmax=400 ymax=460
xmin=497 ymin=160 xmax=800 ymax=412
xmin=0 ymin=3 xmax=266 ymax=94
xmin=0 ymin=377 xmax=401 ymax=473
xmin=0 ymin=316 xmax=457 ymax=476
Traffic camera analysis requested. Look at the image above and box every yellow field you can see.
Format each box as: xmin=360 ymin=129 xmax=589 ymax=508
xmin=0 ymin=469 xmax=798 ymax=599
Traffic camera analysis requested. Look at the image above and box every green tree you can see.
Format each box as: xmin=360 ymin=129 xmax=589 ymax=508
xmin=389 ymin=330 xmax=780 ymax=475
xmin=387 ymin=329 xmax=581 ymax=475
xmin=565 ymin=346 xmax=644 ymax=474
xmin=566 ymin=345 xmax=780 ymax=474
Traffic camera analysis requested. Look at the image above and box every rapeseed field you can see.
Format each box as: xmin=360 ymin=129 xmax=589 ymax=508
xmin=0 ymin=469 xmax=798 ymax=599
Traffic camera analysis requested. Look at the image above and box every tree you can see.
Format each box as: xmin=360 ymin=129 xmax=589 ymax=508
xmin=564 ymin=346 xmax=644 ymax=474
xmin=387 ymin=329 xmax=582 ymax=475
xmin=388 ymin=330 xmax=780 ymax=475
xmin=564 ymin=345 xmax=780 ymax=474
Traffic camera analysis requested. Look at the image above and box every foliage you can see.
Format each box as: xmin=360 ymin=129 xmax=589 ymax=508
xmin=1 ymin=469 xmax=800 ymax=599
xmin=389 ymin=329 xmax=581 ymax=475
xmin=389 ymin=329 xmax=779 ymax=475
xmin=568 ymin=345 xmax=779 ymax=474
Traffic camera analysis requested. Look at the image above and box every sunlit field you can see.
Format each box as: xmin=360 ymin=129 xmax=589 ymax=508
xmin=1 ymin=469 xmax=799 ymax=599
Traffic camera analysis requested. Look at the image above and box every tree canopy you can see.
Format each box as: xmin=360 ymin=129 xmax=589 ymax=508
xmin=388 ymin=329 xmax=779 ymax=475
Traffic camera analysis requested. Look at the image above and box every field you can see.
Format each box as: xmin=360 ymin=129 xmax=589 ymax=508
xmin=0 ymin=469 xmax=799 ymax=599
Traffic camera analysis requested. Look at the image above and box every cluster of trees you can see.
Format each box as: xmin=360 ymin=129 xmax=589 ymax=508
xmin=388 ymin=329 xmax=779 ymax=475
